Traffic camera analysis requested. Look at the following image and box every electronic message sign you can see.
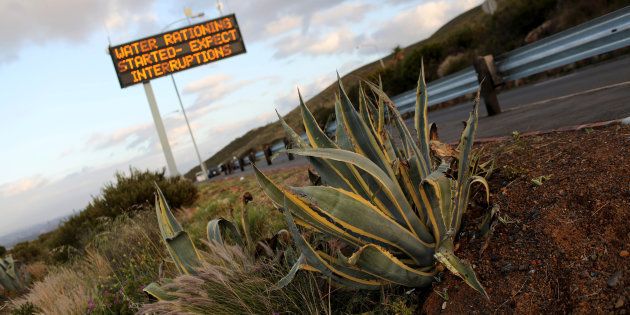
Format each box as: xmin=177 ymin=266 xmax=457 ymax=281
xmin=109 ymin=14 xmax=245 ymax=88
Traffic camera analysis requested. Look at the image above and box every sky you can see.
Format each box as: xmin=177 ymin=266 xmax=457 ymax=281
xmin=0 ymin=0 xmax=483 ymax=238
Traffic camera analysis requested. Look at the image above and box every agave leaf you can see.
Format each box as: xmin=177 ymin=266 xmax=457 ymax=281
xmin=166 ymin=232 xmax=203 ymax=275
xmin=478 ymin=204 xmax=500 ymax=237
xmin=457 ymin=100 xmax=479 ymax=184
xmin=470 ymin=175 xmax=491 ymax=205
xmin=144 ymin=282 xmax=176 ymax=301
xmin=336 ymin=76 xmax=396 ymax=178
xmin=281 ymin=206 xmax=383 ymax=290
xmin=414 ymin=59 xmax=432 ymax=170
xmin=299 ymin=90 xmax=336 ymax=149
xmin=276 ymin=109 xmax=307 ymax=149
xmin=364 ymin=80 xmax=431 ymax=179
xmin=453 ymin=98 xmax=480 ymax=231
xmin=358 ymin=83 xmax=377 ymax=139
xmin=377 ymin=75 xmax=385 ymax=137
xmin=316 ymin=250 xmax=387 ymax=284
xmin=0 ymin=261 xmax=19 ymax=292
xmin=155 ymin=184 xmax=184 ymax=236
xmin=397 ymin=161 xmax=425 ymax=219
xmin=294 ymin=186 xmax=434 ymax=265
xmin=334 ymin=95 xmax=355 ymax=152
xmin=435 ymin=242 xmax=488 ymax=298
xmin=288 ymin=148 xmax=434 ymax=244
xmin=298 ymin=94 xmax=373 ymax=199
xmin=275 ymin=254 xmax=307 ymax=289
xmin=298 ymin=98 xmax=400 ymax=217
xmin=253 ymin=165 xmax=364 ymax=247
xmin=206 ymin=218 xmax=244 ymax=247
xmin=421 ymin=163 xmax=457 ymax=247
xmin=155 ymin=185 xmax=201 ymax=275
xmin=348 ymin=244 xmax=435 ymax=287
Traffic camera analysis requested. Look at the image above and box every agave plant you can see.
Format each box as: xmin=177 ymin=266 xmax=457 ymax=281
xmin=254 ymin=63 xmax=490 ymax=296
xmin=145 ymin=185 xmax=289 ymax=300
xmin=0 ymin=255 xmax=29 ymax=294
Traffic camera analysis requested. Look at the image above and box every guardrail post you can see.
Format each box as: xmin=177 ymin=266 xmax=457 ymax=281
xmin=473 ymin=55 xmax=502 ymax=116
xmin=283 ymin=137 xmax=294 ymax=161
xmin=263 ymin=145 xmax=273 ymax=165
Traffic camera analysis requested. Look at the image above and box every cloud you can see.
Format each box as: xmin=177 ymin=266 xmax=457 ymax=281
xmin=274 ymin=74 xmax=334 ymax=114
xmin=310 ymin=2 xmax=374 ymax=27
xmin=182 ymin=74 xmax=232 ymax=94
xmin=86 ymin=123 xmax=154 ymax=152
xmin=0 ymin=175 xmax=49 ymax=197
xmin=227 ymin=0 xmax=347 ymax=40
xmin=183 ymin=73 xmax=278 ymax=113
xmin=264 ymin=15 xmax=303 ymax=36
xmin=360 ymin=0 xmax=482 ymax=50
xmin=273 ymin=27 xmax=362 ymax=58
xmin=0 ymin=0 xmax=158 ymax=63
xmin=264 ymin=0 xmax=482 ymax=59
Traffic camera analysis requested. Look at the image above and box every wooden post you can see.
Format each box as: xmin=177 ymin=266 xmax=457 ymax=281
xmin=238 ymin=157 xmax=245 ymax=171
xmin=284 ymin=137 xmax=294 ymax=161
xmin=473 ymin=55 xmax=502 ymax=116
xmin=248 ymin=151 xmax=256 ymax=166
xmin=263 ymin=145 xmax=273 ymax=165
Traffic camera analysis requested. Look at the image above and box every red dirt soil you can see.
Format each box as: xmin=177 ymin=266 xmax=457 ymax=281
xmin=423 ymin=123 xmax=630 ymax=314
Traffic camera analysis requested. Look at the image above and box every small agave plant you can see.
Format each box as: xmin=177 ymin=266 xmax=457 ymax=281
xmin=0 ymin=255 xmax=29 ymax=294
xmin=145 ymin=185 xmax=289 ymax=300
xmin=254 ymin=62 xmax=490 ymax=296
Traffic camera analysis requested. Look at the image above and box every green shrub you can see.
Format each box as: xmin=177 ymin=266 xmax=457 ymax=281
xmin=9 ymin=242 xmax=43 ymax=263
xmin=48 ymin=168 xmax=197 ymax=257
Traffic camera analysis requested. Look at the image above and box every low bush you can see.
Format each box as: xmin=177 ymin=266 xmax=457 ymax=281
xmin=10 ymin=211 xmax=170 ymax=314
xmin=47 ymin=168 xmax=197 ymax=255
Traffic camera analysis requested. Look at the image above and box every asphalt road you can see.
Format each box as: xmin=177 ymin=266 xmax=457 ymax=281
xmin=210 ymin=55 xmax=630 ymax=181
xmin=421 ymin=55 xmax=630 ymax=142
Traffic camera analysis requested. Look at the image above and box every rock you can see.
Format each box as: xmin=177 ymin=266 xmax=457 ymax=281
xmin=615 ymin=296 xmax=625 ymax=309
xmin=620 ymin=250 xmax=629 ymax=257
xmin=525 ymin=20 xmax=554 ymax=43
xmin=442 ymin=301 xmax=447 ymax=310
xmin=607 ymin=271 xmax=622 ymax=288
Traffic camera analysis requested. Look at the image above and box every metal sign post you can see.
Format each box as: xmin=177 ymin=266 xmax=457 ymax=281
xmin=108 ymin=13 xmax=246 ymax=179
xmin=143 ymin=82 xmax=179 ymax=176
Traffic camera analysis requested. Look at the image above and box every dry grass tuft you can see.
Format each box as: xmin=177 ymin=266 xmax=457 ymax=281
xmin=139 ymin=243 xmax=326 ymax=315
xmin=11 ymin=251 xmax=112 ymax=315
xmin=24 ymin=262 xmax=48 ymax=282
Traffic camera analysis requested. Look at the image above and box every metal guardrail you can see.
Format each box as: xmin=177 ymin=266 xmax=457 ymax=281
xmin=215 ymin=6 xmax=630 ymax=173
xmin=497 ymin=6 xmax=630 ymax=81
xmin=393 ymin=66 xmax=479 ymax=114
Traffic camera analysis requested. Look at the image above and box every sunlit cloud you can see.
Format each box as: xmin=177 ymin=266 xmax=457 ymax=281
xmin=0 ymin=175 xmax=49 ymax=197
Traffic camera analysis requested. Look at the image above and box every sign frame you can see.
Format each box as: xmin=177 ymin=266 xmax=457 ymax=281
xmin=108 ymin=13 xmax=246 ymax=88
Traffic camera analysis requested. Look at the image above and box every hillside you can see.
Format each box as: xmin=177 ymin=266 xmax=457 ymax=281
xmin=184 ymin=5 xmax=485 ymax=179
xmin=186 ymin=0 xmax=627 ymax=178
